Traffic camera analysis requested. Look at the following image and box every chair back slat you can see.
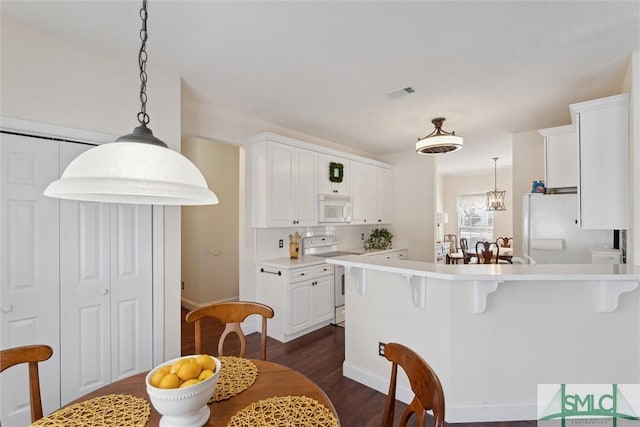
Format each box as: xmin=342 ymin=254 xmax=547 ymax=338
xmin=381 ymin=343 xmax=445 ymax=427
xmin=185 ymin=301 xmax=274 ymax=360
xmin=1 ymin=344 xmax=53 ymax=422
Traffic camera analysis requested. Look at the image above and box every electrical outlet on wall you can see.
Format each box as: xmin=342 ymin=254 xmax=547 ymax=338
xmin=361 ymin=233 xmax=365 ymax=241
xmin=279 ymin=239 xmax=284 ymax=248
xmin=181 ymin=281 xmax=185 ymax=290
xmin=378 ymin=341 xmax=386 ymax=357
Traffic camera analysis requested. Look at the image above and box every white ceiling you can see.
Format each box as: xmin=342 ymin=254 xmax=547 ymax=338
xmin=2 ymin=1 xmax=639 ymax=174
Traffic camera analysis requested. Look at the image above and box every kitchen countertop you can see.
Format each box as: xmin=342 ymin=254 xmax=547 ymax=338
xmin=326 ymin=255 xmax=640 ymax=281
xmin=257 ymin=247 xmax=408 ymax=269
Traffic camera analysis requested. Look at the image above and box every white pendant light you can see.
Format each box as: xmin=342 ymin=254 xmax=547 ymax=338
xmin=44 ymin=0 xmax=218 ymax=206
xmin=486 ymin=157 xmax=506 ymax=211
xmin=416 ymin=117 xmax=463 ymax=155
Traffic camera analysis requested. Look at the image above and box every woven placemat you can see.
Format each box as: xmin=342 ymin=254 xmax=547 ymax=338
xmin=227 ymin=395 xmax=338 ymax=427
xmin=31 ymin=394 xmax=150 ymax=427
xmin=210 ymin=356 xmax=258 ymax=403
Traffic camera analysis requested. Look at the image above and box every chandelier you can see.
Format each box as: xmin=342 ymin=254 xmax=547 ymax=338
xmin=416 ymin=117 xmax=463 ymax=155
xmin=44 ymin=0 xmax=218 ymax=206
xmin=486 ymin=157 xmax=506 ymax=211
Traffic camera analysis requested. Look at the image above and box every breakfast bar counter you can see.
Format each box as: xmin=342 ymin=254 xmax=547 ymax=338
xmin=326 ymin=256 xmax=639 ymax=423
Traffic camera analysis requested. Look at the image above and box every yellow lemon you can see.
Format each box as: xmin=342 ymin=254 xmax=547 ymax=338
xmin=179 ymin=378 xmax=201 ymax=389
xmin=158 ymin=373 xmax=180 ymax=389
xmin=169 ymin=360 xmax=185 ymax=375
xmin=150 ymin=368 xmax=168 ymax=388
xmin=177 ymin=359 xmax=202 ymax=381
xmin=195 ymin=355 xmax=215 ymax=372
xmin=198 ymin=369 xmax=213 ymax=381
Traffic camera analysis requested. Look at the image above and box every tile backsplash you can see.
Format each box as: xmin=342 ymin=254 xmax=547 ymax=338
xmin=255 ymin=225 xmax=383 ymax=260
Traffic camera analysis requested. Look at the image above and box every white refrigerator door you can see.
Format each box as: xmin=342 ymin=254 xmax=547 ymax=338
xmin=522 ymin=194 xmax=612 ymax=264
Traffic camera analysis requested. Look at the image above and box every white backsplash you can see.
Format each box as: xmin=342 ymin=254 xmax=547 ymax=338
xmin=255 ymin=225 xmax=382 ymax=260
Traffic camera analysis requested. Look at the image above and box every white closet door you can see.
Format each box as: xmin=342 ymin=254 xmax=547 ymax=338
xmin=59 ymin=142 xmax=112 ymax=405
xmin=109 ymin=203 xmax=153 ymax=381
xmin=59 ymin=142 xmax=153 ymax=404
xmin=0 ymin=133 xmax=61 ymax=425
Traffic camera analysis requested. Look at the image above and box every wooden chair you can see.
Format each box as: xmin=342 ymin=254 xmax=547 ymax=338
xmin=459 ymin=238 xmax=473 ymax=264
xmin=475 ymin=241 xmax=500 ymax=264
xmin=496 ymin=237 xmax=512 ymax=248
xmin=185 ymin=301 xmax=274 ymax=360
xmin=0 ymin=344 xmax=53 ymax=422
xmin=444 ymin=234 xmax=464 ymax=264
xmin=381 ymin=342 xmax=445 ymax=427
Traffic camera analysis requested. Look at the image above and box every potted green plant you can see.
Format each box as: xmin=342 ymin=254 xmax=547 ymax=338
xmin=364 ymin=228 xmax=393 ymax=250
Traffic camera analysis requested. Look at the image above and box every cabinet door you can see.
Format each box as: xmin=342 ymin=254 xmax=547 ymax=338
xmin=545 ymin=130 xmax=577 ymax=188
xmin=318 ymin=154 xmax=349 ymax=195
xmin=267 ymin=142 xmax=295 ymax=227
xmin=350 ymin=161 xmax=366 ymax=224
xmin=294 ymin=148 xmax=318 ymax=226
xmin=313 ymin=276 xmax=334 ymax=323
xmin=288 ymin=280 xmax=313 ymax=333
xmin=376 ymin=168 xmax=391 ymax=223
xmin=0 ymin=134 xmax=61 ymax=426
xmin=364 ymin=164 xmax=377 ymax=224
xmin=577 ymin=104 xmax=628 ymax=229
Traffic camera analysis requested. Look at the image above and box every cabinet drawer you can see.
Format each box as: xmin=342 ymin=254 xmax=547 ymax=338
xmin=314 ymin=264 xmax=333 ymax=277
xmin=289 ymin=267 xmax=313 ymax=283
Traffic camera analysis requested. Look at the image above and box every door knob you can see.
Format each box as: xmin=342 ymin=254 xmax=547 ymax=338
xmin=100 ymin=288 xmax=109 ymax=295
xmin=1 ymin=305 xmax=13 ymax=313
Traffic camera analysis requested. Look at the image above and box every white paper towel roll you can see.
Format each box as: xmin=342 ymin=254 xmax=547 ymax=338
xmin=530 ymin=239 xmax=564 ymax=251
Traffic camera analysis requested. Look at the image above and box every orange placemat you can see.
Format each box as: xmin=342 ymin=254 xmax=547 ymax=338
xmin=31 ymin=394 xmax=150 ymax=427
xmin=210 ymin=356 xmax=258 ymax=403
xmin=227 ymin=395 xmax=339 ymax=426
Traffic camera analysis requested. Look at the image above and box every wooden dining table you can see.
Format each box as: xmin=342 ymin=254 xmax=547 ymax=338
xmin=67 ymin=359 xmax=340 ymax=426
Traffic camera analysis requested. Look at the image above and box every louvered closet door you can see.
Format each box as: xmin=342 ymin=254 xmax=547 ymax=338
xmin=0 ymin=134 xmax=61 ymax=426
xmin=59 ymin=141 xmax=153 ymax=404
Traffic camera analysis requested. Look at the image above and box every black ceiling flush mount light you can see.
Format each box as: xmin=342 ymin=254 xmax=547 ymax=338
xmin=486 ymin=157 xmax=507 ymax=211
xmin=416 ymin=117 xmax=464 ymax=155
xmin=44 ymin=0 xmax=218 ymax=206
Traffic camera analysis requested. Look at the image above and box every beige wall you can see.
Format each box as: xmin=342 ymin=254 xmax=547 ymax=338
xmin=181 ymin=137 xmax=240 ymax=307
xmin=379 ymin=150 xmax=436 ymax=262
xmin=511 ymin=130 xmax=545 ymax=257
xmin=1 ymin=18 xmax=183 ymax=360
xmin=441 ymin=168 xmax=513 ymax=245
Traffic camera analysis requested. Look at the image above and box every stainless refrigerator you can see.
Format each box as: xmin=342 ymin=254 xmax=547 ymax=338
xmin=522 ymin=193 xmax=613 ymax=264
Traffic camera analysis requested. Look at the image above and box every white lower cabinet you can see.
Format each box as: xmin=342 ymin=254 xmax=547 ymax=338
xmin=366 ymin=249 xmax=408 ymax=261
xmin=1 ymin=133 xmax=153 ymax=426
xmin=257 ymin=263 xmax=334 ymax=342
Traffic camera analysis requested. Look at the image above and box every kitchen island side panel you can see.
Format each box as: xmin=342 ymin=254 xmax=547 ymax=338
xmin=342 ymin=269 xmax=639 ymax=423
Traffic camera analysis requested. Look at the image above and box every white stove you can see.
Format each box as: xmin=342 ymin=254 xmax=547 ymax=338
xmin=301 ymin=235 xmax=359 ymax=324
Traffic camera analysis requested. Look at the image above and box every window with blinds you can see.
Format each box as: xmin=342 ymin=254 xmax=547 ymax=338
xmin=456 ymin=193 xmax=494 ymax=248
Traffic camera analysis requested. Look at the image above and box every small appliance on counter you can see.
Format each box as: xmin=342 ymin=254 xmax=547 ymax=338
xmin=590 ymin=248 xmax=623 ymax=264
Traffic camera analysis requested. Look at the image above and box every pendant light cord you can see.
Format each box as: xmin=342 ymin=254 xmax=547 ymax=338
xmin=138 ymin=0 xmax=150 ymax=127
xmin=493 ymin=157 xmax=498 ymax=191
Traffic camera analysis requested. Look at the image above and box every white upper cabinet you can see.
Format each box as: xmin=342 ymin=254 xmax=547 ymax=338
xmin=250 ymin=133 xmax=392 ymax=228
xmin=351 ymin=161 xmax=391 ymax=225
xmin=538 ymin=125 xmax=578 ymax=189
xmin=318 ymin=154 xmax=349 ymax=195
xmin=252 ymin=140 xmax=318 ymax=227
xmin=570 ymin=93 xmax=629 ymax=230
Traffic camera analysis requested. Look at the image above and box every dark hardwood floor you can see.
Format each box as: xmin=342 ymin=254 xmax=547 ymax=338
xmin=181 ymin=308 xmax=535 ymax=427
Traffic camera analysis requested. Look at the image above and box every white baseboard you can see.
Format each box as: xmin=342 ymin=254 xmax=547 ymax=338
xmin=343 ymin=361 xmax=537 ymax=423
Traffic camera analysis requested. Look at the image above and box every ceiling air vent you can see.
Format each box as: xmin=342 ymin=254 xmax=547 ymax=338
xmin=386 ymin=86 xmax=417 ymax=99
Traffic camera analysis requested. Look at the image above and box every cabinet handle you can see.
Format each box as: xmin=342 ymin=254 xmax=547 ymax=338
xmin=2 ymin=305 xmax=13 ymax=313
xmin=100 ymin=288 xmax=109 ymax=295
xmin=364 ymin=219 xmax=367 ymax=223
xmin=575 ymin=219 xmax=578 ymax=224
xmin=260 ymin=268 xmax=282 ymax=276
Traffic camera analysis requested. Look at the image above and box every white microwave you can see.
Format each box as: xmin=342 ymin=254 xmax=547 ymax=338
xmin=318 ymin=194 xmax=352 ymax=223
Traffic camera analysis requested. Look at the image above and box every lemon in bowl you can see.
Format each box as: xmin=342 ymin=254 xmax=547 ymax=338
xmin=146 ymin=354 xmax=221 ymax=427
